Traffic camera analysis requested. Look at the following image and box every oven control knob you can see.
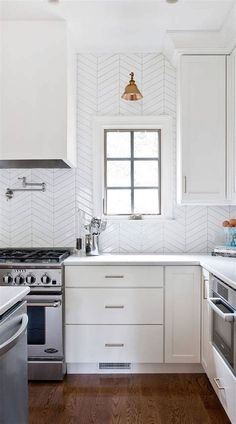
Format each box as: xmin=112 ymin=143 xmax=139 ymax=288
xmin=15 ymin=274 xmax=25 ymax=285
xmin=26 ymin=274 xmax=36 ymax=285
xmin=3 ymin=274 xmax=13 ymax=284
xmin=41 ymin=273 xmax=51 ymax=284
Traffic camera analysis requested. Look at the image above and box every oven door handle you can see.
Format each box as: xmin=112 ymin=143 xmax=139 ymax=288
xmin=207 ymin=297 xmax=236 ymax=322
xmin=27 ymin=300 xmax=61 ymax=308
xmin=0 ymin=314 xmax=28 ymax=357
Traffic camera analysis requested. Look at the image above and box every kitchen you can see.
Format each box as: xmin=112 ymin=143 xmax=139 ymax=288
xmin=1 ymin=0 xmax=236 ymax=423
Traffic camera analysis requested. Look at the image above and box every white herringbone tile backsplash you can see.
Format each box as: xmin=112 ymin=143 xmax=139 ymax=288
xmin=0 ymin=53 xmax=230 ymax=252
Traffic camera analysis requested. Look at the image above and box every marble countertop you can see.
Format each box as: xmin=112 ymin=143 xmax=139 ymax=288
xmin=64 ymin=253 xmax=236 ymax=290
xmin=0 ymin=286 xmax=30 ymax=316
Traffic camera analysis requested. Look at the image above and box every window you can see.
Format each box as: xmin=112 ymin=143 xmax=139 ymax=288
xmin=93 ymin=116 xmax=173 ymax=219
xmin=104 ymin=130 xmax=161 ymax=215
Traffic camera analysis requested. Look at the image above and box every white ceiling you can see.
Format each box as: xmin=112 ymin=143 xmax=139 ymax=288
xmin=0 ymin=0 xmax=235 ymax=52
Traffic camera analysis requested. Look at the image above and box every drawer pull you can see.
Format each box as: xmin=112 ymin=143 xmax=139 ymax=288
xmin=105 ymin=275 xmax=124 ymax=279
xmin=213 ymin=378 xmax=224 ymax=390
xmin=105 ymin=305 xmax=124 ymax=309
xmin=184 ymin=176 xmax=187 ymax=194
xmin=105 ymin=343 xmax=124 ymax=348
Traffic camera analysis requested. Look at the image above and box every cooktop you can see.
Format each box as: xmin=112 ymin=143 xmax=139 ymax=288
xmin=0 ymin=248 xmax=71 ymax=264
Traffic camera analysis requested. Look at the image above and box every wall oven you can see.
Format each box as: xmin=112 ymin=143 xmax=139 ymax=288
xmin=208 ymin=275 xmax=236 ymax=375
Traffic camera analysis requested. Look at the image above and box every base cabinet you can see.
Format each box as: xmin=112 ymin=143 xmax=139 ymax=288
xmin=65 ymin=264 xmax=201 ymax=369
xmin=201 ymin=269 xmax=211 ymax=373
xmin=65 ymin=288 xmax=163 ymax=325
xmin=66 ymin=325 xmax=163 ymax=364
xmin=165 ymin=266 xmax=201 ymax=363
xmin=65 ymin=265 xmax=164 ymax=367
xmin=209 ymin=347 xmax=236 ymax=424
xmin=201 ymin=269 xmax=236 ymax=423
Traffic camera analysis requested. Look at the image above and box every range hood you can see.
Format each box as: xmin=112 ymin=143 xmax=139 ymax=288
xmin=0 ymin=160 xmax=72 ymax=169
xmin=1 ymin=22 xmax=76 ymax=171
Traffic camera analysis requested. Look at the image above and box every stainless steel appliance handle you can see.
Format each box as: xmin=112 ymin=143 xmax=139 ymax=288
xmin=27 ymin=300 xmax=61 ymax=308
xmin=207 ymin=297 xmax=236 ymax=322
xmin=0 ymin=314 xmax=28 ymax=357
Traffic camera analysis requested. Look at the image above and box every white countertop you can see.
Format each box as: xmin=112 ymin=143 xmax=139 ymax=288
xmin=64 ymin=253 xmax=207 ymax=266
xmin=64 ymin=253 xmax=236 ymax=290
xmin=0 ymin=286 xmax=30 ymax=316
xmin=200 ymin=256 xmax=236 ymax=290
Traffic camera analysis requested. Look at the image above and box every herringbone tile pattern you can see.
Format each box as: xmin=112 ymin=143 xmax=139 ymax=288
xmin=0 ymin=53 xmax=231 ymax=252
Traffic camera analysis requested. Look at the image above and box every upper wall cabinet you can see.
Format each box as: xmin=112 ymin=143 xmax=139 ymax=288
xmin=227 ymin=49 xmax=236 ymax=203
xmin=0 ymin=21 xmax=76 ymax=168
xmin=177 ymin=55 xmax=226 ymax=204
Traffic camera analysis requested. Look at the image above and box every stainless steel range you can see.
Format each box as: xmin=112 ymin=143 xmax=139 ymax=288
xmin=0 ymin=248 xmax=71 ymax=380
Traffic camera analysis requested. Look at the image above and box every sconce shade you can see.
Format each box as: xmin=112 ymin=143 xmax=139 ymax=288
xmin=121 ymin=72 xmax=143 ymax=101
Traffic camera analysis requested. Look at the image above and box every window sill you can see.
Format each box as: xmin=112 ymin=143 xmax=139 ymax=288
xmin=103 ymin=215 xmax=175 ymax=222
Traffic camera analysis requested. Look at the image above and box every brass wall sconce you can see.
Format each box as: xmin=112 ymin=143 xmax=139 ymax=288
xmin=121 ymin=72 xmax=143 ymax=101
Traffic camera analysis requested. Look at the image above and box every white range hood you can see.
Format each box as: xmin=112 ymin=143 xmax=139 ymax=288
xmin=0 ymin=21 xmax=76 ymax=168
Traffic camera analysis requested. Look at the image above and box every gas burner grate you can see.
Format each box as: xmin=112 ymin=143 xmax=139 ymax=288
xmin=0 ymin=248 xmax=71 ymax=263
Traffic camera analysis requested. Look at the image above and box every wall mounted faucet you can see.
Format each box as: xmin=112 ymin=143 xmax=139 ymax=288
xmin=5 ymin=176 xmax=46 ymax=200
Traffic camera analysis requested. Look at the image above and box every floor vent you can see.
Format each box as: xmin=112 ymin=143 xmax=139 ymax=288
xmin=99 ymin=362 xmax=131 ymax=370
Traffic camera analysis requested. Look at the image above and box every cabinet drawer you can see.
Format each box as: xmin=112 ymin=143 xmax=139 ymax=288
xmin=65 ymin=288 xmax=163 ymax=324
xmin=66 ymin=325 xmax=163 ymax=363
xmin=65 ymin=266 xmax=163 ymax=288
xmin=210 ymin=346 xmax=236 ymax=423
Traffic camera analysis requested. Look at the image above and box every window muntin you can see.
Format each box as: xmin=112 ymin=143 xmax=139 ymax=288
xmin=104 ymin=129 xmax=161 ymax=215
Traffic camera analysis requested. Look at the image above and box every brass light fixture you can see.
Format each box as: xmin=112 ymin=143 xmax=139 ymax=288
xmin=121 ymin=72 xmax=143 ymax=101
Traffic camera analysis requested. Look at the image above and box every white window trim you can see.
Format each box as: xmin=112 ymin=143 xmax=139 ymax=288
xmin=93 ymin=115 xmax=174 ymax=221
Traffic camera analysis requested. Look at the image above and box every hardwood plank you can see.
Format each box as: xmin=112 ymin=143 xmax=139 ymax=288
xmin=29 ymin=374 xmax=230 ymax=424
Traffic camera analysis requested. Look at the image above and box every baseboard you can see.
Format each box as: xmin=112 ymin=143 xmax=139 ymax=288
xmin=67 ymin=362 xmax=204 ymax=374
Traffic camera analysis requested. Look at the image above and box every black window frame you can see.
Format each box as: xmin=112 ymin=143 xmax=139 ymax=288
xmin=103 ymin=129 xmax=161 ymax=216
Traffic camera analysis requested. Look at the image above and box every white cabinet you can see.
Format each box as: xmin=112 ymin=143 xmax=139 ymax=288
xmin=227 ymin=49 xmax=236 ymax=203
xmin=65 ymin=264 xmax=203 ymax=368
xmin=201 ymin=268 xmax=212 ymax=374
xmin=201 ymin=269 xmax=236 ymax=422
xmin=1 ymin=21 xmax=76 ymax=167
xmin=165 ymin=266 xmax=201 ymax=363
xmin=65 ymin=288 xmax=163 ymax=324
xmin=65 ymin=265 xmax=164 ymax=287
xmin=65 ymin=265 xmax=164 ymax=366
xmin=178 ymin=55 xmax=226 ymax=204
xmin=66 ymin=325 xmax=163 ymax=364
xmin=210 ymin=347 xmax=236 ymax=424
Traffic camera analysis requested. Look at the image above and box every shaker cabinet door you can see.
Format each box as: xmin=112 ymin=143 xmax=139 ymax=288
xmin=165 ymin=266 xmax=201 ymax=363
xmin=178 ymin=55 xmax=226 ymax=204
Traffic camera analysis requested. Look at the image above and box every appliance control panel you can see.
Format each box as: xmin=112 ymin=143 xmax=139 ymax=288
xmin=0 ymin=268 xmax=62 ymax=287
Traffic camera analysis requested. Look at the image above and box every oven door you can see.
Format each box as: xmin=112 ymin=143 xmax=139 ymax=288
xmin=27 ymin=294 xmax=63 ymax=359
xmin=208 ymin=294 xmax=236 ymax=373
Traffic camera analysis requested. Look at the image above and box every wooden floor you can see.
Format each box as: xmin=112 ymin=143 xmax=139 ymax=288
xmin=29 ymin=374 xmax=230 ymax=424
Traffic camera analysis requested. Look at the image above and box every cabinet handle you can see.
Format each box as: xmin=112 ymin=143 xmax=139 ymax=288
xmin=105 ymin=275 xmax=124 ymax=279
xmin=105 ymin=305 xmax=124 ymax=309
xmin=105 ymin=343 xmax=124 ymax=348
xmin=184 ymin=176 xmax=187 ymax=194
xmin=203 ymin=278 xmax=208 ymax=300
xmin=213 ymin=378 xmax=224 ymax=390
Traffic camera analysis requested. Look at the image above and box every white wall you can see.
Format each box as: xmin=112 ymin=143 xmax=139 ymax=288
xmin=0 ymin=53 xmax=233 ymax=252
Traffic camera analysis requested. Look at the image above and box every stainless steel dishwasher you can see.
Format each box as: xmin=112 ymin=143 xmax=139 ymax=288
xmin=0 ymin=301 xmax=28 ymax=424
